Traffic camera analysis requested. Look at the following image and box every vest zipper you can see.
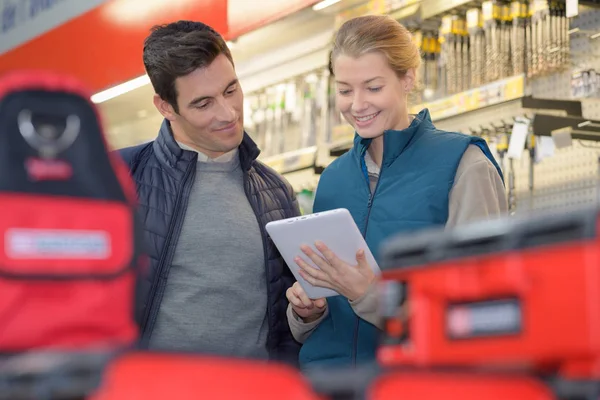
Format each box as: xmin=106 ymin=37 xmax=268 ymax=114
xmin=353 ymin=156 xmax=384 ymax=365
xmin=141 ymin=161 xmax=196 ymax=342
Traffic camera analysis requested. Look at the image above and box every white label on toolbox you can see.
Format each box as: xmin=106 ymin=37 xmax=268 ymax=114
xmin=5 ymin=229 xmax=110 ymax=259
xmin=447 ymin=299 xmax=522 ymax=339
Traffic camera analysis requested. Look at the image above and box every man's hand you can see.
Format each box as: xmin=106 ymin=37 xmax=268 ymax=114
xmin=295 ymin=241 xmax=375 ymax=301
xmin=286 ymin=281 xmax=327 ymax=323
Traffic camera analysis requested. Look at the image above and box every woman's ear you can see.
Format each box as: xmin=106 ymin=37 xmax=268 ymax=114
xmin=403 ymin=68 xmax=416 ymax=92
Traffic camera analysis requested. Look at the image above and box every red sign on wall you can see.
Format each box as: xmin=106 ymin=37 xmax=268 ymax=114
xmin=0 ymin=0 xmax=228 ymax=93
xmin=0 ymin=0 xmax=321 ymax=93
xmin=227 ymin=0 xmax=320 ymax=39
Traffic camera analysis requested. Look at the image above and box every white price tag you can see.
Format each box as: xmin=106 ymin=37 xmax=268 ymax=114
xmin=535 ymin=136 xmax=555 ymax=163
xmin=507 ymin=120 xmax=530 ymax=159
xmin=566 ymin=0 xmax=579 ymax=18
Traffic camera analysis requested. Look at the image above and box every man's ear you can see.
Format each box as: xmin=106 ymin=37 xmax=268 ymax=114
xmin=153 ymin=94 xmax=177 ymax=121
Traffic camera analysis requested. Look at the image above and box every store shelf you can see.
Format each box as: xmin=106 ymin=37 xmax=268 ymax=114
xmin=580 ymin=0 xmax=600 ymax=7
xmin=521 ymin=96 xmax=583 ymax=117
xmin=388 ymin=2 xmax=422 ymax=26
xmin=420 ymin=0 xmax=478 ymax=20
xmin=261 ymin=146 xmax=318 ymax=174
xmin=532 ymin=114 xmax=600 ymax=141
xmin=410 ymin=74 xmax=526 ymax=121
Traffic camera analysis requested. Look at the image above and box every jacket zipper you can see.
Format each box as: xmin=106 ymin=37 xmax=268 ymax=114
xmin=353 ymin=155 xmax=383 ymax=366
xmin=244 ymin=172 xmax=274 ymax=357
xmin=140 ymin=161 xmax=196 ymax=341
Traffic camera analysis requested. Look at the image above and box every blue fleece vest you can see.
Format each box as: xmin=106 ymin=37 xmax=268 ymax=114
xmin=299 ymin=109 xmax=502 ymax=369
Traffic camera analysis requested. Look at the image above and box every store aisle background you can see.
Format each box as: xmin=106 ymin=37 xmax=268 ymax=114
xmin=2 ymin=0 xmax=600 ymax=215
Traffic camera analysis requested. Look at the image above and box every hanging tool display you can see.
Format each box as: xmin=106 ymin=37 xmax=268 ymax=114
xmin=302 ymin=75 xmax=317 ymax=150
xmin=551 ymin=0 xmax=568 ymax=72
xmin=511 ymin=1 xmax=527 ymax=76
xmin=272 ymin=85 xmax=284 ymax=155
xmin=251 ymin=92 xmax=267 ymax=153
xmin=263 ymin=88 xmax=276 ymax=157
xmin=438 ymin=15 xmax=467 ymax=95
xmin=467 ymin=8 xmax=485 ymax=88
xmin=416 ymin=29 xmax=441 ymax=99
xmin=244 ymin=0 xmax=577 ymax=163
xmin=427 ymin=0 xmax=571 ymax=98
xmin=429 ymin=33 xmax=440 ymax=94
xmin=242 ymin=69 xmax=331 ymax=158
xmin=558 ymin=1 xmax=569 ymax=72
xmin=500 ymin=1 xmax=512 ymax=80
xmin=533 ymin=0 xmax=549 ymax=76
xmin=282 ymin=80 xmax=299 ymax=153
xmin=527 ymin=0 xmax=570 ymax=78
xmin=526 ymin=0 xmax=534 ymax=77
xmin=243 ymin=97 xmax=256 ymax=144
xmin=482 ymin=1 xmax=500 ymax=83
xmin=438 ymin=16 xmax=454 ymax=95
xmin=412 ymin=29 xmax=425 ymax=104
xmin=549 ymin=0 xmax=559 ymax=70
xmin=459 ymin=16 xmax=469 ymax=93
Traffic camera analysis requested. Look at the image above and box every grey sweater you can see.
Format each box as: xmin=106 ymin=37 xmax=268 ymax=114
xmin=148 ymin=151 xmax=269 ymax=359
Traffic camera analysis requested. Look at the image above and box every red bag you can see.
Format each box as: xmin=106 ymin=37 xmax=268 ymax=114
xmin=0 ymin=71 xmax=144 ymax=351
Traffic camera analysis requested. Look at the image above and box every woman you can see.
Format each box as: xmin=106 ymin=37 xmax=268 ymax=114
xmin=286 ymin=15 xmax=507 ymax=370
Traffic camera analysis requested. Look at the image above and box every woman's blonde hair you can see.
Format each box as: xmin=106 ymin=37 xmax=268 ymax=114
xmin=330 ymin=15 xmax=421 ymax=78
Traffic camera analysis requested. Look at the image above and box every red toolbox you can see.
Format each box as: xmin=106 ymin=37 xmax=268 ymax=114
xmin=377 ymin=208 xmax=600 ymax=381
xmin=368 ymin=370 xmax=556 ymax=400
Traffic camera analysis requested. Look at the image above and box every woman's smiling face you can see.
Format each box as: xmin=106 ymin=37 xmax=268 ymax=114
xmin=333 ymin=51 xmax=412 ymax=139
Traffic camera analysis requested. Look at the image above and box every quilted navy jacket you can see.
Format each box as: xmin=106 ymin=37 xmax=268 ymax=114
xmin=118 ymin=120 xmax=301 ymax=364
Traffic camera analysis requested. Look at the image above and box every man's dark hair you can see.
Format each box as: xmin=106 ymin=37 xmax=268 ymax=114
xmin=143 ymin=20 xmax=233 ymax=113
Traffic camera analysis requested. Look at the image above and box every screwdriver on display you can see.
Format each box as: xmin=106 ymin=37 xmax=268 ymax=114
xmin=482 ymin=1 xmax=499 ymax=83
xmin=511 ymin=0 xmax=527 ymax=76
xmin=451 ymin=15 xmax=462 ymax=94
xmin=424 ymin=33 xmax=439 ymax=94
xmin=427 ymin=33 xmax=439 ymax=93
xmin=558 ymin=1 xmax=569 ymax=71
xmin=548 ymin=0 xmax=558 ymax=71
xmin=467 ymin=8 xmax=485 ymax=87
xmin=459 ymin=16 xmax=469 ymax=92
xmin=413 ymin=30 xmax=425 ymax=103
xmin=500 ymin=1 xmax=512 ymax=79
xmin=536 ymin=0 xmax=550 ymax=75
xmin=439 ymin=15 xmax=453 ymax=95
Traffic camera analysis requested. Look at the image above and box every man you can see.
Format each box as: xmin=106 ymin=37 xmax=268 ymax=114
xmin=118 ymin=20 xmax=300 ymax=364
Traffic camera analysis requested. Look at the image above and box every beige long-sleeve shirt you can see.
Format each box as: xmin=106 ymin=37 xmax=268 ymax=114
xmin=287 ymin=144 xmax=508 ymax=343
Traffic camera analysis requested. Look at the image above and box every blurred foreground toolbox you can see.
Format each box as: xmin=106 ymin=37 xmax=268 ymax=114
xmin=0 ymin=71 xmax=145 ymax=400
xmin=88 ymin=352 xmax=320 ymax=400
xmin=376 ymin=207 xmax=600 ymax=399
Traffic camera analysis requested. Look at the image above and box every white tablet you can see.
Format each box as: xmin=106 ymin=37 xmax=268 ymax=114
xmin=265 ymin=208 xmax=380 ymax=299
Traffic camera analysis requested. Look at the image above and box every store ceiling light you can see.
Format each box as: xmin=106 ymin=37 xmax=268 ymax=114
xmin=91 ymin=74 xmax=151 ymax=104
xmin=312 ymin=0 xmax=341 ymax=11
xmin=102 ymin=0 xmax=196 ymax=25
